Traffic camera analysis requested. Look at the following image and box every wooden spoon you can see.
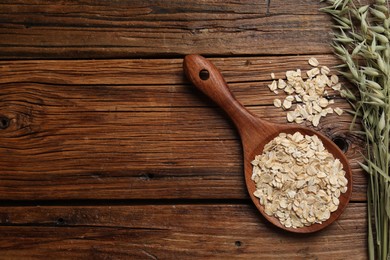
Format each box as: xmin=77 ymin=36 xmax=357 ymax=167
xmin=183 ymin=54 xmax=352 ymax=233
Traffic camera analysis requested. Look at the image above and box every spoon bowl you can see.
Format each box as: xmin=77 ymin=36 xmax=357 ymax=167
xmin=183 ymin=54 xmax=352 ymax=233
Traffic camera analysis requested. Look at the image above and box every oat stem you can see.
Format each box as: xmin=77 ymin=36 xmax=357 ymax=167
xmin=322 ymin=0 xmax=390 ymax=259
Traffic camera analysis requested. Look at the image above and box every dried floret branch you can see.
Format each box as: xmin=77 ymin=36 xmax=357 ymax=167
xmin=321 ymin=0 xmax=389 ymax=259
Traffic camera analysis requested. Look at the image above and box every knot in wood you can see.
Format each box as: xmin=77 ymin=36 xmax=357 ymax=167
xmin=0 ymin=116 xmax=10 ymax=130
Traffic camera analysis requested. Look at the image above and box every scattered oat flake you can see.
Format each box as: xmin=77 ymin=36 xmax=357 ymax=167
xmin=308 ymin=57 xmax=319 ymax=67
xmin=318 ymin=98 xmax=329 ymax=108
xmin=265 ymin=57 xmax=345 ymax=127
xmin=278 ymin=79 xmax=287 ymax=89
xmin=312 ymin=114 xmax=321 ymax=127
xmin=286 ymin=95 xmax=294 ymax=102
xmin=334 ymin=107 xmax=343 ymax=115
xmin=268 ymin=80 xmax=277 ymax=91
xmin=271 ymin=73 xmax=275 ymax=79
xmin=313 ymin=102 xmax=323 ymax=113
xmin=287 ymin=111 xmax=296 ymax=122
xmin=273 ymin=98 xmax=282 ymax=108
xmin=320 ymin=110 xmax=328 ymax=117
xmin=321 ymin=66 xmax=330 ymax=75
xmin=307 ymin=68 xmax=320 ymax=78
xmin=283 ymin=99 xmax=292 ymax=110
xmin=332 ymin=83 xmax=342 ymax=91
xmin=325 ymin=107 xmax=334 ymax=113
xmin=331 ymin=74 xmax=339 ymax=84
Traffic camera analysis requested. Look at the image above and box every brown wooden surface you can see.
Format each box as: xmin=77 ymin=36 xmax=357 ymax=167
xmin=0 ymin=0 xmax=333 ymax=59
xmin=0 ymin=204 xmax=366 ymax=259
xmin=0 ymin=0 xmax=367 ymax=259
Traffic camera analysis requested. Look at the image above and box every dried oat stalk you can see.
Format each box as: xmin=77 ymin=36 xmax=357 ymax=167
xmin=321 ymin=0 xmax=390 ymax=259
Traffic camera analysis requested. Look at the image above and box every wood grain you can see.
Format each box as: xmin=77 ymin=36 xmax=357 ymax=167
xmin=0 ymin=203 xmax=367 ymax=259
xmin=0 ymin=0 xmax=333 ymax=59
xmin=0 ymin=56 xmax=366 ymax=201
xmin=0 ymin=55 xmax=341 ymax=85
xmin=0 ymin=0 xmax=369 ymax=258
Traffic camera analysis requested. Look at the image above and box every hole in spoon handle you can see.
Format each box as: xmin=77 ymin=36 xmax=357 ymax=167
xmin=199 ymin=69 xmax=210 ymax=80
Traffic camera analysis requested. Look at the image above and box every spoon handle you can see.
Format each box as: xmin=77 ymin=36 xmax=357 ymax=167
xmin=183 ymin=54 xmax=268 ymax=136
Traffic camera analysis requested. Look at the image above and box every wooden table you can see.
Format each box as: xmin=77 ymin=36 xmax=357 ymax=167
xmin=0 ymin=1 xmax=367 ymax=259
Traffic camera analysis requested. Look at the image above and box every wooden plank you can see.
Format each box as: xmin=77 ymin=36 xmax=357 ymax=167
xmin=0 ymin=203 xmax=366 ymax=259
xmin=0 ymin=56 xmax=367 ymax=201
xmin=0 ymin=0 xmax=333 ymax=59
xmin=0 ymin=54 xmax=341 ymax=85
